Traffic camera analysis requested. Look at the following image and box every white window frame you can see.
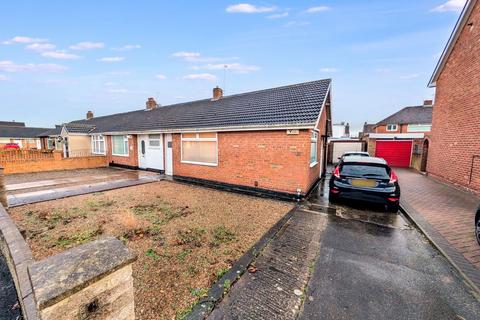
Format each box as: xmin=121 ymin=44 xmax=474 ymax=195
xmin=112 ymin=135 xmax=129 ymax=157
xmin=406 ymin=124 xmax=432 ymax=133
xmin=148 ymin=134 xmax=162 ymax=148
xmin=91 ymin=135 xmax=106 ymax=155
xmin=310 ymin=131 xmax=319 ymax=167
xmin=181 ymin=132 xmax=218 ymax=166
xmin=386 ymin=124 xmax=398 ymax=131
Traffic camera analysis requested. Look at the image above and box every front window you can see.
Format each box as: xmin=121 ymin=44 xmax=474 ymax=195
xmin=112 ymin=135 xmax=129 ymax=156
xmin=310 ymin=131 xmax=318 ymax=165
xmin=91 ymin=135 xmax=105 ymax=154
xmin=407 ymin=124 xmax=431 ymax=132
xmin=386 ymin=124 xmax=398 ymax=131
xmin=47 ymin=138 xmax=55 ymax=149
xmin=181 ymin=132 xmax=217 ymax=166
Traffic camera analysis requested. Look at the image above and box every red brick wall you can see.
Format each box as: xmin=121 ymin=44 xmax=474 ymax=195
xmin=106 ymin=135 xmax=138 ymax=167
xmin=428 ymin=2 xmax=480 ymax=195
xmin=172 ymin=129 xmax=320 ymax=195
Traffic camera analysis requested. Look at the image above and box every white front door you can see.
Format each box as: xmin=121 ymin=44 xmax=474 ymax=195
xmin=137 ymin=134 xmax=164 ymax=171
xmin=165 ymin=133 xmax=173 ymax=175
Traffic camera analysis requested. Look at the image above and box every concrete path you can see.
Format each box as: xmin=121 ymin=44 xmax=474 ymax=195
xmin=6 ymin=168 xmax=161 ymax=207
xmin=397 ymin=169 xmax=480 ymax=292
xmin=207 ymin=177 xmax=480 ymax=320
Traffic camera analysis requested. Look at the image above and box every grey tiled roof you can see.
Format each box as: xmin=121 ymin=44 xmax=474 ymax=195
xmin=376 ymin=106 xmax=433 ymax=126
xmin=0 ymin=121 xmax=25 ymax=127
xmin=362 ymin=123 xmax=376 ymax=134
xmin=64 ymin=123 xmax=96 ymax=134
xmin=69 ymin=79 xmax=331 ymax=133
xmin=0 ymin=126 xmax=52 ymax=138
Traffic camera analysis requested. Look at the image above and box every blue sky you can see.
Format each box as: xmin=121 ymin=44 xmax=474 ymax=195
xmin=0 ymin=0 xmax=466 ymax=132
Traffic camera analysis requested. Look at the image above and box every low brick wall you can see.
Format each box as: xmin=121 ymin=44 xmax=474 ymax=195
xmin=1 ymin=152 xmax=108 ymax=174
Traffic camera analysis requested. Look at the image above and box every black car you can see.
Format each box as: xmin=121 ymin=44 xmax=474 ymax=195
xmin=329 ymin=156 xmax=400 ymax=212
xmin=476 ymin=206 xmax=480 ymax=245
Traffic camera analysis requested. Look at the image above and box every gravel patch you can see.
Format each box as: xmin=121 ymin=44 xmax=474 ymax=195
xmin=8 ymin=181 xmax=292 ymax=319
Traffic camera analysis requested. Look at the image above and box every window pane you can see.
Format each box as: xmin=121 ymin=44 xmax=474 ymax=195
xmin=113 ymin=136 xmax=127 ymax=155
xmin=149 ymin=134 xmax=160 ymax=140
xmin=198 ymin=132 xmax=216 ymax=139
xmin=149 ymin=134 xmax=161 ymax=147
xmin=182 ymin=133 xmax=196 ymax=139
xmin=340 ymin=164 xmax=390 ymax=179
xmin=310 ymin=142 xmax=317 ymax=163
xmin=182 ymin=141 xmax=217 ymax=164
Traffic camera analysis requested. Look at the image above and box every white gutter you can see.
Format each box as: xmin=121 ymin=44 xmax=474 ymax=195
xmin=369 ymin=133 xmax=425 ymax=139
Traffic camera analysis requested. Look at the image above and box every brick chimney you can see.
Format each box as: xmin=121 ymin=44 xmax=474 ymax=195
xmin=86 ymin=111 xmax=94 ymax=120
xmin=423 ymin=100 xmax=433 ymax=106
xmin=146 ymin=97 xmax=158 ymax=110
xmin=213 ymin=86 xmax=223 ymax=100
xmin=345 ymin=123 xmax=350 ymax=136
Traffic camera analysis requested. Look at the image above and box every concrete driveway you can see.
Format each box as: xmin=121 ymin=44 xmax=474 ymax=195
xmin=209 ymin=177 xmax=480 ymax=320
xmin=5 ymin=167 xmax=161 ymax=207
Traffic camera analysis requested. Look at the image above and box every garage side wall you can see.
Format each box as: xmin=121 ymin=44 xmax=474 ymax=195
xmin=428 ymin=2 xmax=480 ymax=195
xmin=172 ymin=130 xmax=315 ymax=195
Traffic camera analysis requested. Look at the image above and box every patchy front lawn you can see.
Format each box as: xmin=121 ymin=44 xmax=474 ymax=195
xmin=8 ymin=181 xmax=292 ymax=319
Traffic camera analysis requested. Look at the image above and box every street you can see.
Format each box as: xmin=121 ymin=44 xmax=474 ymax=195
xmin=210 ymin=177 xmax=480 ymax=320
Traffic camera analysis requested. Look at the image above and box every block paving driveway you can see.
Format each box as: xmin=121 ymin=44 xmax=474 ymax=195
xmin=398 ymin=169 xmax=480 ymax=290
xmin=209 ymin=177 xmax=480 ymax=320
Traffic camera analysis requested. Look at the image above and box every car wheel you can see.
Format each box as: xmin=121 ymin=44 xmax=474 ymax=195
xmin=476 ymin=216 xmax=480 ymax=245
xmin=328 ymin=191 xmax=338 ymax=203
xmin=387 ymin=203 xmax=399 ymax=213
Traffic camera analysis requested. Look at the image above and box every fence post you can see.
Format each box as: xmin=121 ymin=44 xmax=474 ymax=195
xmin=0 ymin=166 xmax=7 ymax=208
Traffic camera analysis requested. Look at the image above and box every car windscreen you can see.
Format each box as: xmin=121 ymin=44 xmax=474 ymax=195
xmin=340 ymin=164 xmax=390 ymax=179
xmin=344 ymin=153 xmax=368 ymax=157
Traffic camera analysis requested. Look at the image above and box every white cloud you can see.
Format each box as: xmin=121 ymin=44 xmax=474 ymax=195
xmin=182 ymin=73 xmax=217 ymax=81
xmin=104 ymin=82 xmax=117 ymax=86
xmin=69 ymin=42 xmax=105 ymax=50
xmin=155 ymin=74 xmax=167 ymax=80
xmin=107 ymin=88 xmax=128 ymax=93
xmin=41 ymin=51 xmax=81 ymax=60
xmin=267 ymin=12 xmax=289 ymax=19
xmin=305 ymin=6 xmax=330 ymax=13
xmin=98 ymin=56 xmax=125 ymax=62
xmin=25 ymin=43 xmax=56 ymax=52
xmin=0 ymin=75 xmax=9 ymax=81
xmin=226 ymin=3 xmax=277 ymax=13
xmin=113 ymin=44 xmax=141 ymax=51
xmin=2 ymin=36 xmax=48 ymax=45
xmin=319 ymin=67 xmax=337 ymax=73
xmin=400 ymin=73 xmax=420 ymax=79
xmin=109 ymin=71 xmax=131 ymax=75
xmin=192 ymin=63 xmax=260 ymax=73
xmin=432 ymin=0 xmax=466 ymax=12
xmin=0 ymin=60 xmax=68 ymax=73
xmin=285 ymin=21 xmax=311 ymax=27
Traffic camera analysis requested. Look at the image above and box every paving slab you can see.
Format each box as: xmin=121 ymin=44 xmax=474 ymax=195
xmin=397 ymin=169 xmax=480 ymax=293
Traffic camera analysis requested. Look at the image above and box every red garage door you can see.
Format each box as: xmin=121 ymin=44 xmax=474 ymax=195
xmin=375 ymin=141 xmax=412 ymax=168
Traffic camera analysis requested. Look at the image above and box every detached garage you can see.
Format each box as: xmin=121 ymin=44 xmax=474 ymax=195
xmin=375 ymin=140 xmax=412 ymax=167
xmin=328 ymin=140 xmax=365 ymax=163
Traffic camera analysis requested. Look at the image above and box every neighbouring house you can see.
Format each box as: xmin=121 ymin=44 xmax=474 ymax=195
xmin=332 ymin=122 xmax=350 ymax=139
xmin=0 ymin=121 xmax=52 ymax=149
xmin=38 ymin=118 xmax=98 ymax=158
xmin=428 ymin=0 xmax=480 ymax=195
xmin=363 ymin=100 xmax=433 ymax=169
xmin=328 ymin=121 xmax=365 ymax=164
xmin=59 ymin=80 xmax=332 ymax=199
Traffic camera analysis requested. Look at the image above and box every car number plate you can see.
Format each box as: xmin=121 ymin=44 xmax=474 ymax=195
xmin=351 ymin=179 xmax=377 ymax=187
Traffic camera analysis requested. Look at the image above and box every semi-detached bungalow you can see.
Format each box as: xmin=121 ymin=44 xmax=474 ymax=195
xmin=62 ymin=79 xmax=332 ymax=199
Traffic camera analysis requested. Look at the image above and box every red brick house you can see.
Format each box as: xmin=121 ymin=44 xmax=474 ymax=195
xmin=64 ymin=80 xmax=332 ymax=199
xmin=428 ymin=0 xmax=480 ymax=195
xmin=362 ymin=101 xmax=433 ymax=170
